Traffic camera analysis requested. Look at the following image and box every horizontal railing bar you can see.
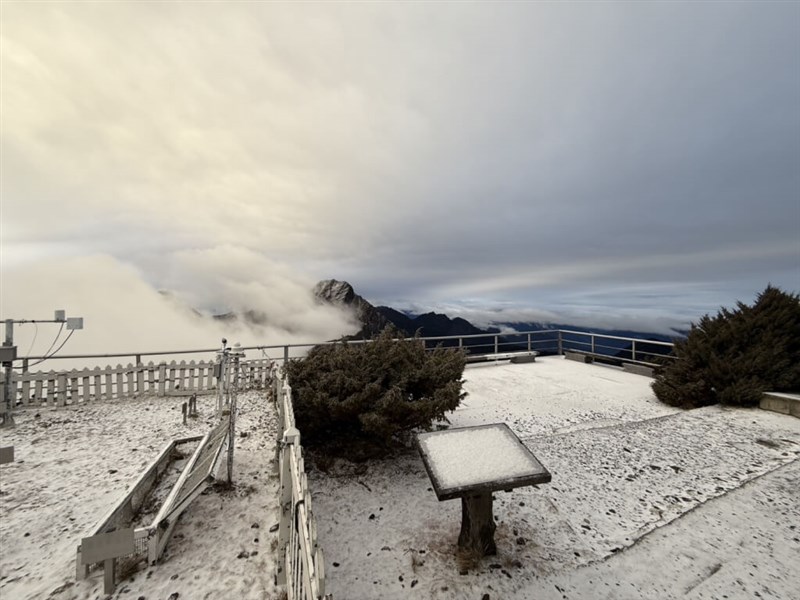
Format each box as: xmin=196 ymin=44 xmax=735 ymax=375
xmin=558 ymin=329 xmax=675 ymax=347
xmin=15 ymin=329 xmax=674 ymax=364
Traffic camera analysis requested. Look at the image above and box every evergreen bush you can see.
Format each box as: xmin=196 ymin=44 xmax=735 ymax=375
xmin=652 ymin=285 xmax=800 ymax=408
xmin=284 ymin=327 xmax=466 ymax=457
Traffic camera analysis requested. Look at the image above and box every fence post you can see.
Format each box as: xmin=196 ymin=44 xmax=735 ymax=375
xmin=57 ymin=373 xmax=67 ymax=406
xmin=135 ymin=355 xmax=144 ymax=394
xmin=494 ymin=335 xmax=498 ymax=355
xmin=283 ymin=346 xmax=289 ymax=365
xmin=557 ymin=330 xmax=563 ymax=355
xmin=632 ymin=340 xmax=637 ymax=362
xmin=527 ymin=333 xmax=531 ymax=352
xmin=591 ymin=335 xmax=595 ymax=355
xmin=277 ymin=427 xmax=300 ymax=586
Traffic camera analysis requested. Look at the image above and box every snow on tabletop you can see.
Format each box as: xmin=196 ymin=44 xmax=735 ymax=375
xmin=418 ymin=423 xmax=545 ymax=492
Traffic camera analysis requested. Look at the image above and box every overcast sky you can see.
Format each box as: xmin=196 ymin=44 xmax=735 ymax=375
xmin=2 ymin=1 xmax=799 ymax=341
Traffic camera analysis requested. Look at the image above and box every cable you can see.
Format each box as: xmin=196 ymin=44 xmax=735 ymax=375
xmin=41 ymin=322 xmax=65 ymax=358
xmin=16 ymin=329 xmax=75 ymax=369
xmin=24 ymin=322 xmax=39 ymax=356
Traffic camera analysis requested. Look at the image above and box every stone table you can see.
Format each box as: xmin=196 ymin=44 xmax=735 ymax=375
xmin=417 ymin=423 xmax=551 ymax=556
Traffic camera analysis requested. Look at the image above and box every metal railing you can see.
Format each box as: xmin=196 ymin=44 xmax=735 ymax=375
xmin=5 ymin=328 xmax=676 ymax=372
xmin=556 ymin=329 xmax=675 ymax=365
xmin=273 ymin=363 xmax=327 ymax=600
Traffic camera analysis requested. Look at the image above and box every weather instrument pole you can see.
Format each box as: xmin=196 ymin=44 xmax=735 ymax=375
xmin=0 ymin=311 xmax=84 ymax=428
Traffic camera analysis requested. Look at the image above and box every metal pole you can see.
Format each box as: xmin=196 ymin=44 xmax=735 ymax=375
xmin=527 ymin=333 xmax=531 ymax=352
xmin=632 ymin=340 xmax=637 ymax=362
xmin=227 ymin=346 xmax=243 ymax=486
xmin=557 ymin=330 xmax=563 ymax=355
xmin=2 ymin=320 xmax=15 ymax=427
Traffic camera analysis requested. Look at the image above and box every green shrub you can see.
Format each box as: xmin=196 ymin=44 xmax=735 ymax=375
xmin=652 ymin=285 xmax=800 ymax=408
xmin=284 ymin=327 xmax=466 ymax=456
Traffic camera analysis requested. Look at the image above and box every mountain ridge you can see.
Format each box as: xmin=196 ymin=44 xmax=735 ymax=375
xmin=313 ymin=279 xmax=683 ymax=344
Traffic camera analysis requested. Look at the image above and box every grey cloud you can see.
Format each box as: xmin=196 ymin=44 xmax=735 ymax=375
xmin=2 ymin=2 xmax=798 ymax=336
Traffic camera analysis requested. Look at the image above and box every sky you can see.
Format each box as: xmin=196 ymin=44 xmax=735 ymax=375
xmin=2 ymin=1 xmax=799 ymax=350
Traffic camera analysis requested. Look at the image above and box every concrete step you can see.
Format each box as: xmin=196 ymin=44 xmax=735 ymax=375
xmin=760 ymin=392 xmax=800 ymax=418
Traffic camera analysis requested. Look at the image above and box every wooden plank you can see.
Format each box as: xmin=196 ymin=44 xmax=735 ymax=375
xmin=104 ymin=367 xmax=113 ymax=401
xmin=0 ymin=446 xmax=14 ymax=464
xmin=80 ymin=528 xmax=135 ymax=565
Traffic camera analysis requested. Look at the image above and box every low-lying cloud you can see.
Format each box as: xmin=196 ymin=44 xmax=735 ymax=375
xmin=1 ymin=252 xmax=358 ymax=369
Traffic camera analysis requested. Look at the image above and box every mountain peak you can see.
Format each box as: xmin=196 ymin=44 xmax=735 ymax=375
xmin=314 ymin=279 xmax=389 ymax=338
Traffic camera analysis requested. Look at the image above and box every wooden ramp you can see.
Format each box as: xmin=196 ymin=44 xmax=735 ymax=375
xmin=144 ymin=415 xmax=230 ymax=564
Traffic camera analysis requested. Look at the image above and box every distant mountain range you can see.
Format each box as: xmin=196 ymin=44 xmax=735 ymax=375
xmin=312 ymin=279 xmax=683 ymax=348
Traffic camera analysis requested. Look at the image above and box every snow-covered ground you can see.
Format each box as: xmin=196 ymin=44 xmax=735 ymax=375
xmin=0 ymin=390 xmax=280 ymax=600
xmin=309 ymin=357 xmax=800 ymax=600
xmin=2 ymin=356 xmax=798 ymax=600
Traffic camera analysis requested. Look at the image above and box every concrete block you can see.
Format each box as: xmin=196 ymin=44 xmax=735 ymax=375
xmin=510 ymin=354 xmax=537 ymax=364
xmin=565 ymin=351 xmax=592 ymax=364
xmin=623 ymin=363 xmax=655 ymax=378
xmin=760 ymin=393 xmax=800 ymax=418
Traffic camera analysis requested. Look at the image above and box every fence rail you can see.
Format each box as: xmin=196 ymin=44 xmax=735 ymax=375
xmin=1 ymin=359 xmax=271 ymax=407
xmin=273 ymin=363 xmax=327 ymax=600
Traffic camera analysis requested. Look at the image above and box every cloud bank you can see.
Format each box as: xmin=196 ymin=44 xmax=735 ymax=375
xmin=2 ymin=2 xmax=798 ymax=340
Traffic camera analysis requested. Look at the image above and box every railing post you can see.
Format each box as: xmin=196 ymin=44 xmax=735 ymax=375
xmin=527 ymin=333 xmax=531 ymax=352
xmin=283 ymin=346 xmax=289 ymax=364
xmin=557 ymin=330 xmax=563 ymax=355
xmin=494 ymin=335 xmax=498 ymax=355
xmin=632 ymin=340 xmax=637 ymax=362
xmin=591 ymin=335 xmax=595 ymax=355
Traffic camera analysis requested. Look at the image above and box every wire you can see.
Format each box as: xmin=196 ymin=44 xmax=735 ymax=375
xmin=41 ymin=322 xmax=65 ymax=358
xmin=24 ymin=322 xmax=39 ymax=356
xmin=15 ymin=329 xmax=75 ymax=369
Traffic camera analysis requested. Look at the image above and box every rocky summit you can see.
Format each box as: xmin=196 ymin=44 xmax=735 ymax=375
xmin=313 ymin=279 xmax=391 ymax=338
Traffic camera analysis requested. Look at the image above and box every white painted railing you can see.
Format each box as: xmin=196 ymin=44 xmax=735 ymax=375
xmin=272 ymin=363 xmax=327 ymax=600
xmin=1 ymin=359 xmax=271 ymax=406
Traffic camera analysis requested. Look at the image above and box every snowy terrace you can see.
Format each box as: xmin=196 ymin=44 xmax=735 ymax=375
xmin=310 ymin=357 xmax=800 ymax=600
xmin=1 ymin=355 xmax=799 ymax=599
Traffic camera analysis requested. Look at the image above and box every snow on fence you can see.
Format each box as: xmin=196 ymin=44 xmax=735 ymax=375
xmin=272 ymin=363 xmax=327 ymax=600
xmin=1 ymin=359 xmax=270 ymax=406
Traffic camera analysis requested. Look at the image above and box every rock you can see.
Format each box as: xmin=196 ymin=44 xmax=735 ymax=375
xmin=251 ymin=523 xmax=260 ymax=529
xmin=333 ymin=562 xmax=340 ymax=567
xmin=168 ymin=594 xmax=179 ymax=600
xmin=516 ymin=537 xmax=526 ymax=545
xmin=268 ymin=523 xmax=278 ymax=532
xmin=237 ymin=551 xmax=249 ymax=559
xmin=369 ymin=514 xmax=376 ymax=520
xmin=411 ymin=580 xmax=418 ymax=588
xmin=482 ymin=595 xmax=490 ymax=600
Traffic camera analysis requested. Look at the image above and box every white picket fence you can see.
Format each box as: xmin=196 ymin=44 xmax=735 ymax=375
xmin=2 ymin=359 xmax=271 ymax=406
xmin=272 ymin=363 xmax=328 ymax=600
